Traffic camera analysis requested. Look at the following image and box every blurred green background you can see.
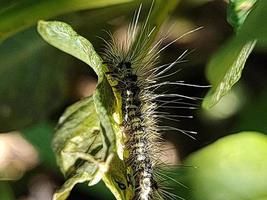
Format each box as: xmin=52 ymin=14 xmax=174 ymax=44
xmin=1 ymin=0 xmax=267 ymax=199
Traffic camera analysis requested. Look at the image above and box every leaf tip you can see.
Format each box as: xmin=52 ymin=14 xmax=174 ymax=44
xmin=202 ymin=89 xmax=215 ymax=109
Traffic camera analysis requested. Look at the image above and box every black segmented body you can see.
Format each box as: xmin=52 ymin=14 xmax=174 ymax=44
xmin=107 ymin=61 xmax=156 ymax=200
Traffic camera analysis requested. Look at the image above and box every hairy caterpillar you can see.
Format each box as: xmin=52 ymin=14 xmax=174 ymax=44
xmin=37 ymin=2 xmax=204 ymax=200
xmin=102 ymin=4 xmax=200 ymax=200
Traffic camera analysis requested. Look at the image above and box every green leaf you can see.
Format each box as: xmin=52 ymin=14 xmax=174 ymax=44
xmin=0 ymin=0 xmax=132 ymax=42
xmin=237 ymin=0 xmax=267 ymax=42
xmin=37 ymin=19 xmax=119 ymax=149
xmin=227 ymin=0 xmax=257 ymax=31
xmin=52 ymin=96 xmax=106 ymax=179
xmin=202 ymin=39 xmax=256 ymax=109
xmin=0 ymin=27 xmax=68 ymax=131
xmin=52 ymin=96 xmax=107 ymax=199
xmin=203 ymin=1 xmax=267 ymax=109
xmin=52 ymin=96 xmax=133 ymax=200
xmin=235 ymin=91 xmax=267 ymax=134
xmin=202 ymin=0 xmax=267 ymax=109
xmin=102 ymin=153 xmax=134 ymax=200
xmin=37 ymin=19 xmax=120 ymax=150
xmin=37 ymin=20 xmax=131 ymax=199
xmin=185 ymin=132 xmax=267 ymax=200
xmin=37 ymin=20 xmax=104 ymax=78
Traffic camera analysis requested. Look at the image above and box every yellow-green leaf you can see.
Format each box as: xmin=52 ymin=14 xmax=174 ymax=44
xmin=52 ymin=96 xmax=132 ymax=200
xmin=52 ymin=96 xmax=105 ymax=178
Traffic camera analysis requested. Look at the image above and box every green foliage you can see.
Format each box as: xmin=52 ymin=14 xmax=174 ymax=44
xmin=52 ymin=96 xmax=132 ymax=200
xmin=236 ymin=91 xmax=267 ymax=133
xmin=0 ymin=0 xmax=267 ymax=200
xmin=0 ymin=28 xmax=68 ymax=131
xmin=36 ymin=1 xmax=178 ymax=198
xmin=37 ymin=20 xmax=104 ymax=78
xmin=185 ymin=132 xmax=267 ymax=200
xmin=202 ymin=0 xmax=267 ymax=109
xmin=0 ymin=182 xmax=14 ymax=200
xmin=37 ymin=20 xmax=129 ymax=200
xmin=202 ymin=39 xmax=256 ymax=108
xmin=227 ymin=0 xmax=257 ymax=31
xmin=0 ymin=0 xmax=133 ymax=42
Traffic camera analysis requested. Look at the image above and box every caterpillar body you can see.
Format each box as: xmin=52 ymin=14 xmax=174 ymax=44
xmin=104 ymin=31 xmax=161 ymax=200
xmin=107 ymin=60 xmax=158 ymax=200
xmin=103 ymin=4 xmax=198 ymax=200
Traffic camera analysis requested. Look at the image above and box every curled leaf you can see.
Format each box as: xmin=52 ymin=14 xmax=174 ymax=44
xmin=38 ymin=21 xmax=131 ymax=199
xmin=52 ymin=96 xmax=108 ymax=199
xmin=52 ymin=96 xmax=132 ymax=200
